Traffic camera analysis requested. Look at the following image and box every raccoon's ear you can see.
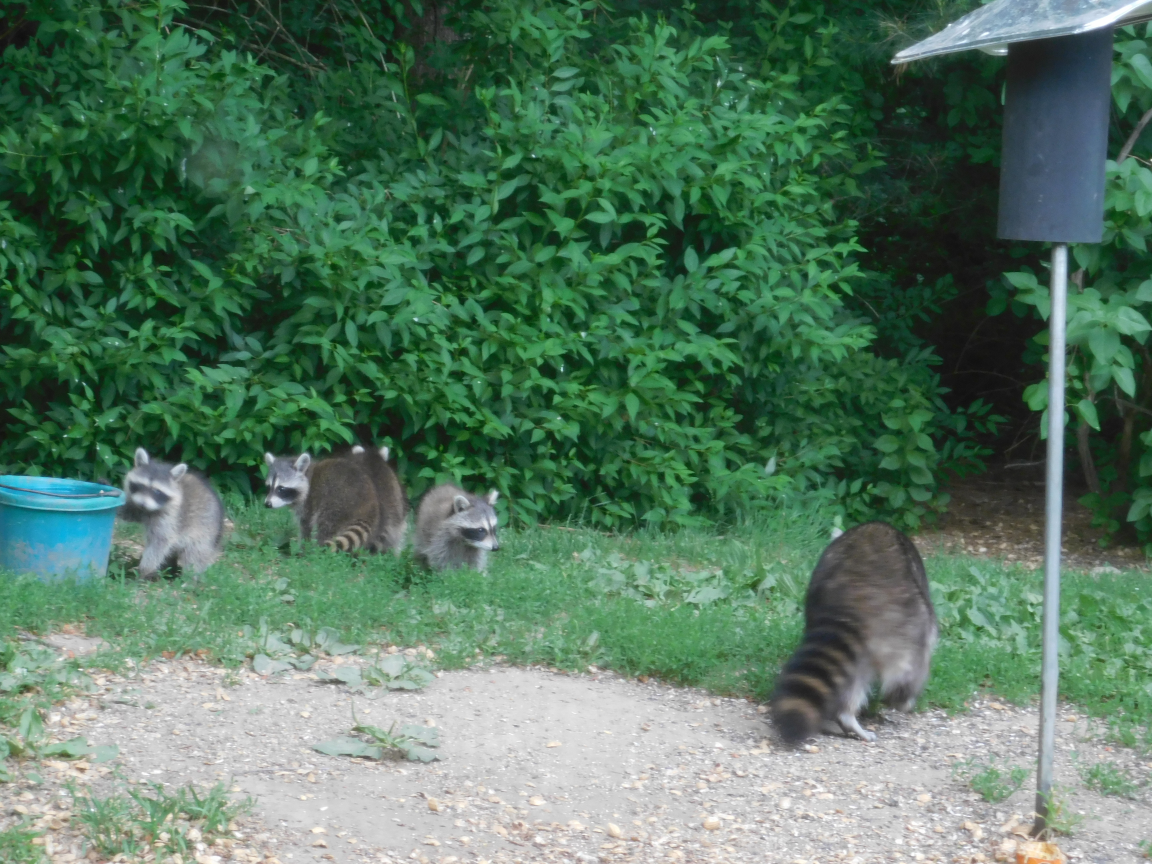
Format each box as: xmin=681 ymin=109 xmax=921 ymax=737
xmin=264 ymin=452 xmax=276 ymax=467
xmin=379 ymin=446 xmax=390 ymax=461
xmin=134 ymin=447 xmax=150 ymax=467
xmin=170 ymin=463 xmax=188 ymax=481
xmin=351 ymin=445 xmax=364 ymax=455
xmin=485 ymin=489 xmax=500 ymax=505
xmin=452 ymin=494 xmax=471 ymax=514
xmin=294 ymin=453 xmax=312 ymax=472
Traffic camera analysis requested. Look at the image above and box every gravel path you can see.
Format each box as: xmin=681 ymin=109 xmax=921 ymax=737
xmin=4 ymin=649 xmax=1150 ymax=864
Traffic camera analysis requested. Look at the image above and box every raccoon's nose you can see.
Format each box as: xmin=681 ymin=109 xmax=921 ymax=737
xmin=264 ymin=499 xmax=273 ymax=509
xmin=492 ymin=538 xmax=500 ymax=551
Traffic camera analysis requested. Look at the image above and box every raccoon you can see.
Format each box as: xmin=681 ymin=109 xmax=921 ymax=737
xmin=413 ymin=484 xmax=500 ymax=572
xmin=770 ymin=521 xmax=937 ymax=745
xmin=120 ymin=448 xmax=224 ymax=581
xmin=349 ymin=444 xmax=409 ymax=555
xmin=263 ymin=451 xmax=379 ymax=552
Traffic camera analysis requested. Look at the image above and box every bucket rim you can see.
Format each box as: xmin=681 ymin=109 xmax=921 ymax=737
xmin=0 ymin=475 xmax=124 ymax=512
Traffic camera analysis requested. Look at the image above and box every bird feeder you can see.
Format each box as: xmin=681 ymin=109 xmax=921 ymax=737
xmin=894 ymin=0 xmax=1152 ymax=837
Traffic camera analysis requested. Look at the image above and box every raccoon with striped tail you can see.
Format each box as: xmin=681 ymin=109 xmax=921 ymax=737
xmin=349 ymin=444 xmax=409 ymax=554
xmin=263 ymin=451 xmax=380 ymax=552
xmin=121 ymin=448 xmax=224 ymax=581
xmin=413 ymin=484 xmax=499 ymax=572
xmin=770 ymin=521 xmax=937 ymax=745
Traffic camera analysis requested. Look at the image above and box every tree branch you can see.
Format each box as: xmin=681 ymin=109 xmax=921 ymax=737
xmin=1118 ymin=105 xmax=1152 ymax=164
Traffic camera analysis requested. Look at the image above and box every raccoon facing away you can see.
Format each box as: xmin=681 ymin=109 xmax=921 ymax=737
xmin=349 ymin=444 xmax=409 ymax=555
xmin=413 ymin=485 xmax=499 ymax=572
xmin=263 ymin=452 xmax=379 ymax=552
xmin=121 ymin=448 xmax=224 ymax=580
xmin=770 ymin=521 xmax=937 ymax=745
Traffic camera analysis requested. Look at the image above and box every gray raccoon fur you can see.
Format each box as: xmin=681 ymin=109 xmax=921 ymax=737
xmin=770 ymin=521 xmax=937 ymax=745
xmin=263 ymin=451 xmax=378 ymax=552
xmin=121 ymin=448 xmax=224 ymax=580
xmin=348 ymin=444 xmax=409 ymax=554
xmin=413 ymin=484 xmax=499 ymax=572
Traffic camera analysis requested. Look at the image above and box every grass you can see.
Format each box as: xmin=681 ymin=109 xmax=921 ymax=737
xmin=1078 ymin=758 xmax=1142 ymax=798
xmin=0 ymin=500 xmax=1151 ymax=743
xmin=68 ymin=779 xmax=251 ymax=858
xmin=0 ymin=822 xmax=43 ymax=864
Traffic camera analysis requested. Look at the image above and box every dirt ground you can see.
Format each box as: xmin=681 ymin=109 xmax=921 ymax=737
xmin=3 ymin=641 xmax=1152 ymax=864
xmin=5 ymin=469 xmax=1152 ymax=864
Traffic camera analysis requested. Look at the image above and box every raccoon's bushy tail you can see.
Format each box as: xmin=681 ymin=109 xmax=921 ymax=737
xmin=324 ymin=521 xmax=374 ymax=552
xmin=770 ymin=617 xmax=864 ymax=746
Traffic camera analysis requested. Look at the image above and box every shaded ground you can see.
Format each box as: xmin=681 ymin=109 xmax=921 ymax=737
xmin=3 ymin=651 xmax=1151 ymax=864
xmin=918 ymin=465 xmax=1148 ymax=573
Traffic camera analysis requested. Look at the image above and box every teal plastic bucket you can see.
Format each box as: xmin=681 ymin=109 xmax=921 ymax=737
xmin=0 ymin=476 xmax=124 ymax=581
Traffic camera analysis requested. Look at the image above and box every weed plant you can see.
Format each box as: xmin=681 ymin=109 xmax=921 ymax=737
xmin=0 ymin=501 xmax=1151 ymax=743
xmin=1037 ymin=785 xmax=1087 ymax=838
xmin=1078 ymin=759 xmax=1142 ymax=798
xmin=953 ymin=757 xmax=1029 ymax=803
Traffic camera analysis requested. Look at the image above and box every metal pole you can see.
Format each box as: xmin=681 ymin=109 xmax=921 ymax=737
xmin=1034 ymin=242 xmax=1068 ymax=837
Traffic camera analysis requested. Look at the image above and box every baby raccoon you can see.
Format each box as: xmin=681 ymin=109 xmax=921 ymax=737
xmin=770 ymin=521 xmax=937 ymax=745
xmin=263 ymin=451 xmax=379 ymax=552
xmin=413 ymin=484 xmax=500 ymax=572
xmin=121 ymin=448 xmax=224 ymax=581
xmin=350 ymin=444 xmax=409 ymax=555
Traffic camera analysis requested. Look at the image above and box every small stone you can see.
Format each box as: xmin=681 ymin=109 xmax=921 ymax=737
xmin=529 ymin=796 xmax=546 ymax=806
xmin=777 ymin=798 xmax=792 ymax=810
xmin=427 ymin=798 xmax=442 ymax=812
xmin=702 ymin=816 xmax=721 ymax=831
xmin=606 ymin=823 xmax=622 ymax=839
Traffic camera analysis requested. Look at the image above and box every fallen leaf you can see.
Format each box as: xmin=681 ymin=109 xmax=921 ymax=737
xmin=962 ymin=820 xmax=984 ymax=841
xmin=995 ymin=838 xmax=1018 ymax=862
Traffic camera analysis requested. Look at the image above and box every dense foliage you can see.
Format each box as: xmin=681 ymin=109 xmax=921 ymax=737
xmin=0 ymin=0 xmax=997 ymax=528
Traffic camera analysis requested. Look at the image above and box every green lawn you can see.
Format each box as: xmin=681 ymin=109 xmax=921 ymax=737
xmin=2 ymin=501 xmax=1151 ymax=745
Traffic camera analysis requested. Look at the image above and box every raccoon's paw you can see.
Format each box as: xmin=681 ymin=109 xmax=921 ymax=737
xmin=837 ymin=712 xmax=876 ymax=742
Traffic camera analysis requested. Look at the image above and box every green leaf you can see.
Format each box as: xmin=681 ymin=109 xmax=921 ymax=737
xmin=1076 ymin=399 xmax=1100 ymax=430
xmin=312 ymin=736 xmax=384 ymax=759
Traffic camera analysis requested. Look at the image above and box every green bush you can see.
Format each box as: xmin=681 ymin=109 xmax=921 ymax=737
xmin=0 ymin=0 xmax=976 ymax=528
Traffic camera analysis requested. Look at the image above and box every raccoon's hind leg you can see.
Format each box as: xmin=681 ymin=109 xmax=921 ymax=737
xmin=834 ymin=662 xmax=876 ymax=742
xmin=879 ymin=659 xmax=931 ymax=712
xmin=177 ymin=540 xmax=221 ymax=579
xmin=381 ymin=522 xmax=408 ymax=557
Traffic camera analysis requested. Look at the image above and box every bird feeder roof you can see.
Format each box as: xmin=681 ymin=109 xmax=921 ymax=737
xmin=893 ymin=0 xmax=1152 ymax=63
